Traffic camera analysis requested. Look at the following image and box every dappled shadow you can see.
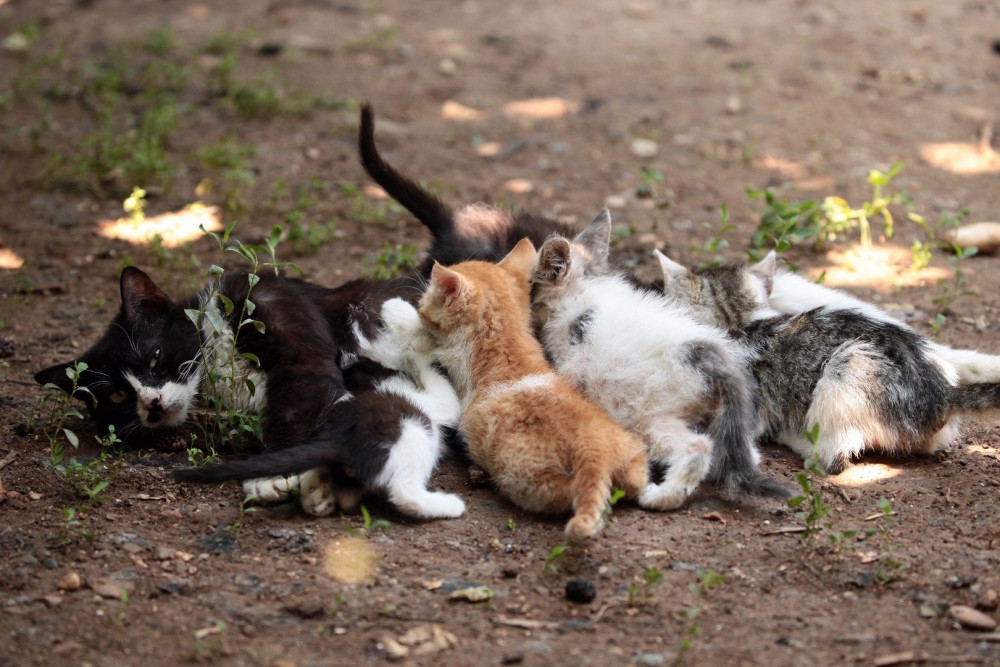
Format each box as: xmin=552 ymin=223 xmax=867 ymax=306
xmin=831 ymin=463 xmax=901 ymax=488
xmin=811 ymin=245 xmax=950 ymax=292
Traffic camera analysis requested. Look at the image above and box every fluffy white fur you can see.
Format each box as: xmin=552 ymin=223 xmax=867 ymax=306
xmin=538 ymin=269 xmax=747 ymax=510
xmin=770 ymin=270 xmax=1000 ymax=383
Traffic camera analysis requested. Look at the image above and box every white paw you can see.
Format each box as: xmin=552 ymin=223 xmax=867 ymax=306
xmin=420 ymin=492 xmax=466 ymax=519
xmin=381 ymin=298 xmax=420 ymax=333
xmin=637 ymin=482 xmax=687 ymax=511
xmin=299 ymin=468 xmax=337 ymax=516
xmin=243 ymin=474 xmax=300 ymax=503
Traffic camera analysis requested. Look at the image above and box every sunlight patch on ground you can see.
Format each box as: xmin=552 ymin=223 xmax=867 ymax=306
xmin=322 ymin=537 xmax=378 ymax=584
xmin=99 ymin=203 xmax=222 ymax=247
xmin=0 ymin=247 xmax=24 ymax=269
xmin=919 ymin=141 xmax=1000 ymax=174
xmin=503 ymin=97 xmax=579 ymax=119
xmin=814 ymin=245 xmax=950 ymax=291
xmin=968 ymin=444 xmax=999 ymax=459
xmin=831 ymin=463 xmax=901 ymax=487
xmin=753 ymin=155 xmax=808 ymax=180
xmin=441 ymin=100 xmax=485 ymax=121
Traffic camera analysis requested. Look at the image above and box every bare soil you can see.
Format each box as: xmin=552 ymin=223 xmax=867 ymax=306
xmin=3 ymin=1 xmax=1000 ymax=665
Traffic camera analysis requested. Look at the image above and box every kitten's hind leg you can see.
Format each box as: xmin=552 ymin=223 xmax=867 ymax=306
xmin=638 ymin=423 xmax=712 ymax=511
xmin=243 ymin=474 xmax=301 ymax=503
xmin=373 ymin=418 xmax=465 ymax=519
xmin=566 ymin=457 xmax=614 ymax=540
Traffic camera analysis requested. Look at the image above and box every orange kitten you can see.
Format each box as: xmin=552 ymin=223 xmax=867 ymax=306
xmin=418 ymin=238 xmax=648 ymax=539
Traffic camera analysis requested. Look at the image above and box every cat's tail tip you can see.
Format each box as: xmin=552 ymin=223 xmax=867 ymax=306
xmin=729 ymin=472 xmax=794 ymax=502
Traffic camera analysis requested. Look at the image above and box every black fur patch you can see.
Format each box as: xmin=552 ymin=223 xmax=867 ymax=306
xmin=569 ymin=309 xmax=595 ymax=345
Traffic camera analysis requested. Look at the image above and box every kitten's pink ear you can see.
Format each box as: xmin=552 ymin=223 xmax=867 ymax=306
xmin=750 ymin=251 xmax=777 ymax=295
xmin=430 ymin=262 xmax=466 ymax=299
xmin=654 ymin=249 xmax=688 ymax=285
xmin=120 ymin=266 xmax=171 ymax=323
xmin=497 ymin=237 xmax=537 ymax=279
xmin=536 ymin=237 xmax=572 ymax=285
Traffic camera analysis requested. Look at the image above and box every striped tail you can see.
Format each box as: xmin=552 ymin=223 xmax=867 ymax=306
xmin=950 ymin=383 xmax=1000 ymax=411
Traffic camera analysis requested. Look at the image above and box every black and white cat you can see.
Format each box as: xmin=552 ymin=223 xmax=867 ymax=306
xmin=529 ymin=211 xmax=790 ymax=508
xmin=35 ymin=103 xmax=571 ymax=510
xmin=176 ymin=298 xmax=466 ymax=519
xmin=655 ymin=249 xmax=1000 ymax=472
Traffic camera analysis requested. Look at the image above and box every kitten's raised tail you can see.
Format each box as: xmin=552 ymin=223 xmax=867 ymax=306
xmin=359 ymin=103 xmax=455 ymax=240
xmin=172 ymin=440 xmax=350 ymax=483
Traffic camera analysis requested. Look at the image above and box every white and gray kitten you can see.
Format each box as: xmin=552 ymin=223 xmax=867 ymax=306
xmin=530 ymin=210 xmax=789 ymax=509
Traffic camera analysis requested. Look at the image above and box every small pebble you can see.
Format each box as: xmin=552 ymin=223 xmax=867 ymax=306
xmin=977 ymin=589 xmax=999 ymax=612
xmin=630 ymin=138 xmax=658 ymax=157
xmin=949 ymin=604 xmax=997 ymax=630
xmin=565 ymin=578 xmax=596 ymax=604
xmin=57 ymin=572 xmax=81 ymax=591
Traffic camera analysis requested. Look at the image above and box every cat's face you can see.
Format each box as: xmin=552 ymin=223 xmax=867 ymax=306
xmin=530 ymin=209 xmax=613 ymax=326
xmin=656 ymin=250 xmax=776 ymax=332
xmin=34 ymin=267 xmax=201 ymax=442
xmin=418 ymin=238 xmax=537 ymax=338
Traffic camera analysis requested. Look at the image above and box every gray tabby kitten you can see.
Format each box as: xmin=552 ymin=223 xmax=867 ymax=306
xmin=656 ymin=250 xmax=1000 ymax=472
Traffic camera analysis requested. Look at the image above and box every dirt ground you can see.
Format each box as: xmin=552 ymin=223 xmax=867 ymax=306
xmin=4 ymin=1 xmax=1000 ymax=665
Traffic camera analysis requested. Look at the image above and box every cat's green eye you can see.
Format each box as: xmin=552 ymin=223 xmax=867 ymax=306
xmin=149 ymin=348 xmax=161 ymax=370
xmin=109 ymin=390 xmax=127 ymax=404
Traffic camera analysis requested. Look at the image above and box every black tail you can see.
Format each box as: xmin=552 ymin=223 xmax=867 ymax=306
xmin=950 ymin=383 xmax=1000 ymax=411
xmin=172 ymin=440 xmax=350 ymax=484
xmin=692 ymin=343 xmax=792 ymax=500
xmin=359 ymin=103 xmax=455 ymax=241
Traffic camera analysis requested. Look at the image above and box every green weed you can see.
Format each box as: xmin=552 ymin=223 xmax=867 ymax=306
xmin=363 ymin=243 xmax=419 ymax=279
xmin=627 ymin=567 xmax=664 ymax=607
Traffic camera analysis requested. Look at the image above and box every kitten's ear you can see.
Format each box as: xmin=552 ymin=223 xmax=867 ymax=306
xmin=497 ymin=237 xmax=537 ymax=280
xmin=654 ymin=249 xmax=688 ymax=285
xmin=120 ymin=267 xmax=170 ymax=323
xmin=750 ymin=251 xmax=777 ymax=295
xmin=34 ymin=361 xmax=77 ymax=394
xmin=429 ymin=262 xmax=467 ymax=299
xmin=574 ymin=209 xmax=612 ymax=268
xmin=536 ymin=237 xmax=572 ymax=285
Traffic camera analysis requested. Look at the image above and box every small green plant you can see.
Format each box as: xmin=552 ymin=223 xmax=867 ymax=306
xmin=363 ymin=243 xmax=419 ymax=279
xmin=787 ymin=424 xmax=857 ymax=547
xmin=542 ymin=544 xmax=569 ymax=578
xmin=748 ymin=161 xmax=906 ymax=256
xmin=123 ymin=186 xmax=148 ymax=223
xmin=635 ymin=166 xmax=670 ymax=208
xmin=676 ymin=569 xmax=727 ymax=659
xmin=506 ymin=518 xmax=516 ymax=532
xmin=184 ymin=222 xmax=296 ymax=453
xmin=602 ymin=488 xmax=626 ymax=523
xmin=627 ymin=567 xmax=664 ymax=607
xmin=185 ymin=444 xmax=221 ymax=468
xmin=867 ymin=497 xmax=906 ymax=585
xmin=691 ymin=204 xmax=736 ymax=269
xmin=59 ymin=506 xmax=94 ymax=544
xmin=345 ymin=504 xmax=392 ymax=536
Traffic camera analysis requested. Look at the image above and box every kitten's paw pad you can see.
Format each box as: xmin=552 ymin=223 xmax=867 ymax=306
xmin=564 ymin=513 xmax=601 ymax=540
xmin=638 ymin=483 xmax=686 ymax=512
xmin=243 ymin=475 xmax=300 ymax=503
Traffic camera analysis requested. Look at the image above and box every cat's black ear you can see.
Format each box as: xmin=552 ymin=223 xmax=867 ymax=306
xmin=536 ymin=237 xmax=572 ymax=285
xmin=34 ymin=361 xmax=77 ymax=394
xmin=120 ymin=267 xmax=171 ymax=323
xmin=574 ymin=209 xmax=612 ymax=268
xmin=750 ymin=251 xmax=777 ymax=295
xmin=654 ymin=249 xmax=688 ymax=285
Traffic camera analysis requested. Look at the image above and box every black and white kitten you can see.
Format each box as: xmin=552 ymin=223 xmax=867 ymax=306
xmin=175 ymin=298 xmax=466 ymax=519
xmin=656 ymin=250 xmax=1000 ymax=472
